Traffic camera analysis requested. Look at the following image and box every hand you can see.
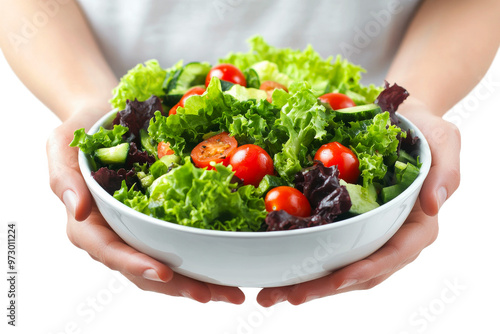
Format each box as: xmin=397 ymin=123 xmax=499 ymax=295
xmin=256 ymin=101 xmax=461 ymax=306
xmin=47 ymin=109 xmax=245 ymax=304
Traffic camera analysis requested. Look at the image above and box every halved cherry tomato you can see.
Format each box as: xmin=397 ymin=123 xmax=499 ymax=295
xmin=319 ymin=93 xmax=356 ymax=110
xmin=205 ymin=64 xmax=247 ymax=87
xmin=265 ymin=186 xmax=311 ymax=217
xmin=228 ymin=144 xmax=274 ymax=187
xmin=169 ymin=86 xmax=207 ymax=116
xmin=314 ymin=141 xmax=360 ymax=183
xmin=158 ymin=141 xmax=174 ymax=159
xmin=191 ymin=132 xmax=238 ymax=169
xmin=260 ymin=81 xmax=288 ymax=103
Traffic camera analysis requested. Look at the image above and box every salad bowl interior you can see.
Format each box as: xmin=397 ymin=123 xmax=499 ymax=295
xmin=79 ymin=110 xmax=431 ymax=288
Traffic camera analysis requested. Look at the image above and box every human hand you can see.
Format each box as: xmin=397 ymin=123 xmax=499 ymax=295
xmin=47 ymin=108 xmax=245 ymax=304
xmin=256 ymin=100 xmax=461 ymax=306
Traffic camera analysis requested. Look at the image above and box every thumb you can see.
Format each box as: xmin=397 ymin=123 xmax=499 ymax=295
xmin=47 ymin=121 xmax=93 ymax=221
xmin=419 ymin=119 xmax=461 ymax=216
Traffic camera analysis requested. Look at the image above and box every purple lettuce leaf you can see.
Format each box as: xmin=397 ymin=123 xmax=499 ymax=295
xmin=125 ymin=142 xmax=156 ymax=169
xmin=265 ymin=163 xmax=351 ymax=231
xmin=91 ymin=167 xmax=137 ymax=194
xmin=375 ymin=81 xmax=409 ymax=125
xmin=112 ymin=95 xmax=164 ymax=144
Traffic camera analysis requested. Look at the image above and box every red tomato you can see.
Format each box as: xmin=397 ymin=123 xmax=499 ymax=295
xmin=191 ymin=132 xmax=238 ymax=169
xmin=319 ymin=93 xmax=356 ymax=110
xmin=259 ymin=81 xmax=288 ymax=103
xmin=205 ymin=64 xmax=247 ymax=87
xmin=314 ymin=142 xmax=360 ymax=183
xmin=169 ymin=102 xmax=181 ymax=116
xmin=228 ymin=144 xmax=274 ymax=187
xmin=169 ymin=87 xmax=206 ymax=116
xmin=158 ymin=141 xmax=174 ymax=158
xmin=265 ymin=186 xmax=311 ymax=217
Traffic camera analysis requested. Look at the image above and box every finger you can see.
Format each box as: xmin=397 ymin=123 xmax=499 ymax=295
xmin=208 ymin=284 xmax=246 ymax=304
xmin=419 ymin=120 xmax=461 ymax=216
xmin=123 ymin=272 xmax=212 ymax=303
xmin=256 ymin=286 xmax=293 ymax=308
xmin=47 ymin=123 xmax=93 ymax=221
xmin=284 ymin=203 xmax=437 ymax=305
xmin=67 ymin=209 xmax=174 ymax=283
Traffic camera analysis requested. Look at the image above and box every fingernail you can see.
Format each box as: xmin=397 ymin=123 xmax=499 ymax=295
xmin=437 ymin=187 xmax=448 ymax=210
xmin=211 ymin=295 xmax=230 ymax=302
xmin=304 ymin=294 xmax=321 ymax=303
xmin=180 ymin=290 xmax=194 ymax=300
xmin=337 ymin=279 xmax=358 ymax=290
xmin=142 ymin=269 xmax=165 ymax=282
xmin=62 ymin=190 xmax=77 ymax=217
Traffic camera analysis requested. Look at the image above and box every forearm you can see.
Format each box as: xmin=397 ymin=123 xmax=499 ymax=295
xmin=0 ymin=0 xmax=117 ymax=122
xmin=387 ymin=0 xmax=500 ymax=116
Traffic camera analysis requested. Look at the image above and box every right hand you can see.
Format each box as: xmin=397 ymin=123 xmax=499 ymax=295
xmin=47 ymin=109 xmax=245 ymax=304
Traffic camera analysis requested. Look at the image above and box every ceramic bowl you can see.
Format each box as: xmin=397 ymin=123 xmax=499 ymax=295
xmin=79 ymin=111 xmax=431 ymax=287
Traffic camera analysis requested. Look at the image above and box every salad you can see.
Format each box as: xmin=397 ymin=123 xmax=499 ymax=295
xmin=71 ymin=36 xmax=421 ymax=232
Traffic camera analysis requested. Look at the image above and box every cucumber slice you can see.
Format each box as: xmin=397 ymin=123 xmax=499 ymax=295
xmin=334 ymin=103 xmax=381 ymax=122
xmin=95 ymin=143 xmax=129 ymax=165
xmin=255 ymin=175 xmax=289 ymax=197
xmin=244 ymin=68 xmax=261 ymax=89
xmin=340 ymin=180 xmax=380 ymax=215
xmin=169 ymin=62 xmax=211 ymax=95
xmin=140 ymin=129 xmax=157 ymax=159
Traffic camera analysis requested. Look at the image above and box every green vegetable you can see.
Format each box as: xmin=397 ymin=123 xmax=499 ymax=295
xmin=381 ymin=162 xmax=420 ymax=203
xmin=340 ymin=180 xmax=380 ymax=214
xmin=110 ymin=60 xmax=167 ymax=110
xmin=225 ymin=84 xmax=267 ymax=102
xmin=220 ymin=35 xmax=382 ymax=102
xmin=116 ymin=159 xmax=267 ymax=231
xmin=255 ymin=175 xmax=290 ymax=197
xmin=70 ymin=125 xmax=128 ymax=154
xmin=95 ymin=143 xmax=130 ymax=165
xmin=273 ymin=82 xmax=329 ymax=182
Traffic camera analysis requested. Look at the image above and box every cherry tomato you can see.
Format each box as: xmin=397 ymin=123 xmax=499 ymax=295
xmin=314 ymin=142 xmax=360 ymax=183
xmin=260 ymin=81 xmax=288 ymax=103
xmin=265 ymin=186 xmax=311 ymax=217
xmin=191 ymin=132 xmax=238 ymax=169
xmin=168 ymin=102 xmax=181 ymax=116
xmin=169 ymin=87 xmax=206 ymax=116
xmin=158 ymin=141 xmax=174 ymax=158
xmin=228 ymin=144 xmax=274 ymax=187
xmin=205 ymin=64 xmax=247 ymax=87
xmin=319 ymin=93 xmax=356 ymax=110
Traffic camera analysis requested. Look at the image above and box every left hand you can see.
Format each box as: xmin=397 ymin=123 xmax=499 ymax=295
xmin=257 ymin=102 xmax=461 ymax=306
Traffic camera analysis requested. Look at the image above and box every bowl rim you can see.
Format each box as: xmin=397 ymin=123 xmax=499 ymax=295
xmin=79 ymin=109 xmax=432 ymax=238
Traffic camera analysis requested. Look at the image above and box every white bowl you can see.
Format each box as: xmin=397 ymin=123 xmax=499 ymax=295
xmin=79 ymin=111 xmax=431 ymax=288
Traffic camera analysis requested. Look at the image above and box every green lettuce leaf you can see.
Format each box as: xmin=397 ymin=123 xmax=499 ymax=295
xmin=273 ymin=82 xmax=330 ymax=182
xmin=70 ymin=125 xmax=128 ymax=154
xmin=115 ymin=159 xmax=267 ymax=231
xmin=110 ymin=60 xmax=169 ymax=110
xmin=220 ymin=35 xmax=382 ymax=101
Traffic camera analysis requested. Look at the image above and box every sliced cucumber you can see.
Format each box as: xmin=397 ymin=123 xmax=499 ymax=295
xmin=95 ymin=143 xmax=129 ymax=165
xmin=140 ymin=129 xmax=157 ymax=158
xmin=333 ymin=103 xmax=381 ymax=122
xmin=168 ymin=62 xmax=211 ymax=95
xmin=255 ymin=175 xmax=289 ymax=197
xmin=340 ymin=180 xmax=380 ymax=215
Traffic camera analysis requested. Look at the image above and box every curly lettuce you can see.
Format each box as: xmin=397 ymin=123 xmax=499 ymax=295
xmin=114 ymin=159 xmax=267 ymax=231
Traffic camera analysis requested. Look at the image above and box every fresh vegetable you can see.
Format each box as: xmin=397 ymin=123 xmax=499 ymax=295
xmin=265 ymin=186 xmax=311 ymax=217
xmin=314 ymin=142 xmax=360 ymax=184
xmin=169 ymin=86 xmax=206 ymax=115
xmin=260 ymin=80 xmax=288 ymax=102
xmin=157 ymin=141 xmax=174 ymax=158
xmin=205 ymin=63 xmax=247 ymax=87
xmin=319 ymin=92 xmax=356 ymax=110
xmin=228 ymin=144 xmax=274 ymax=187
xmin=72 ymin=36 xmax=422 ymax=232
xmin=191 ymin=132 xmax=238 ymax=169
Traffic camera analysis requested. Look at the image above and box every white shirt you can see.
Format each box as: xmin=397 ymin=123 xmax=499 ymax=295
xmin=76 ymin=0 xmax=422 ymax=84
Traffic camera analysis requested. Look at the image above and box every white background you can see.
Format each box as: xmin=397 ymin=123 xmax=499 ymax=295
xmin=1 ymin=47 xmax=499 ymax=334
